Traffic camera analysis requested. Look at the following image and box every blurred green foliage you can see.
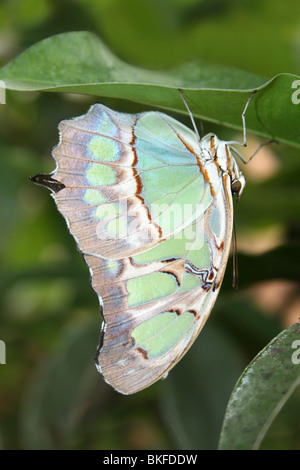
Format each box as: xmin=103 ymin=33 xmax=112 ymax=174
xmin=0 ymin=0 xmax=299 ymax=450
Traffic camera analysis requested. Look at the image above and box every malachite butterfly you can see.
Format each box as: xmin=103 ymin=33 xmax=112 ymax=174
xmin=31 ymin=92 xmax=255 ymax=395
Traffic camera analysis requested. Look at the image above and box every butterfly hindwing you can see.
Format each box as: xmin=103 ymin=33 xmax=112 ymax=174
xmin=91 ymin=171 xmax=233 ymax=394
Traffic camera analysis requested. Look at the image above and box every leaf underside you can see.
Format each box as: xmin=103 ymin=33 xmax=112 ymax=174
xmin=0 ymin=31 xmax=299 ymax=148
xmin=218 ymin=322 xmax=300 ymax=450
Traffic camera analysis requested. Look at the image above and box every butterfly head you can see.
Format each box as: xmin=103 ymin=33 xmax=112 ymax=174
xmin=200 ymin=133 xmax=246 ymax=201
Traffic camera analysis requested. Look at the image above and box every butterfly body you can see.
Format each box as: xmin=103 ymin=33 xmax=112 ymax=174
xmin=32 ymin=104 xmax=246 ymax=394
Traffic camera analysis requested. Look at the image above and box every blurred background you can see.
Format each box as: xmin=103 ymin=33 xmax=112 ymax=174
xmin=0 ymin=0 xmax=300 ymax=450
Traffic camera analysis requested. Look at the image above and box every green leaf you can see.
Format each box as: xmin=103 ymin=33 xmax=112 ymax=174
xmin=218 ymin=322 xmax=300 ymax=450
xmin=0 ymin=31 xmax=299 ymax=148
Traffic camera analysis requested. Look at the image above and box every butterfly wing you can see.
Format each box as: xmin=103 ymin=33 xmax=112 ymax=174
xmin=91 ymin=171 xmax=233 ymax=394
xmin=52 ymin=104 xmax=205 ymax=258
xmin=48 ymin=104 xmax=233 ymax=394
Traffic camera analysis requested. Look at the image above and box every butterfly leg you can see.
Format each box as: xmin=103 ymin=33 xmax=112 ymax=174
xmin=244 ymin=138 xmax=279 ymax=164
xmin=225 ymin=90 xmax=257 ymax=158
xmin=178 ymin=88 xmax=201 ymax=141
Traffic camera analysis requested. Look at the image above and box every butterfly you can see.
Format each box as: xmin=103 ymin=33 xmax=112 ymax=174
xmin=31 ymin=91 xmax=255 ymax=394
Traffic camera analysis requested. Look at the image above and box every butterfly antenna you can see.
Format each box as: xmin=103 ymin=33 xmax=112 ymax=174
xmin=232 ymin=216 xmax=239 ymax=289
xmin=178 ymin=89 xmax=201 ymax=141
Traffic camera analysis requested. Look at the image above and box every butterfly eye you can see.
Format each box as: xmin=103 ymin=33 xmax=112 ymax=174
xmin=231 ymin=174 xmax=246 ymax=201
xmin=231 ymin=180 xmax=242 ymax=194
